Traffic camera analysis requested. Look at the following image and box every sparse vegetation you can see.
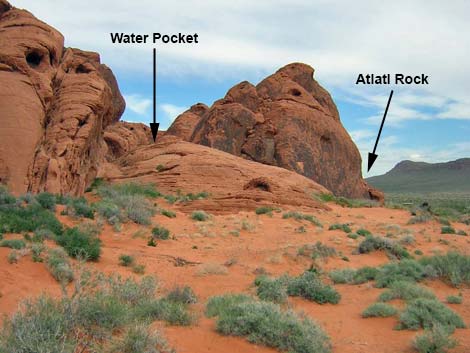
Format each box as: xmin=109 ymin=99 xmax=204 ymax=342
xmin=441 ymin=226 xmax=456 ymax=234
xmin=64 ymin=197 xmax=95 ymax=219
xmin=446 ymin=295 xmax=462 ymax=304
xmin=56 ymin=226 xmax=101 ymax=261
xmin=196 ymin=263 xmax=228 ymax=276
xmin=254 ymin=276 xmax=289 ymax=304
xmin=119 ymin=254 xmax=135 ymax=267
xmin=287 ymin=270 xmax=341 ymax=304
xmin=46 ymin=248 xmax=74 ymax=284
xmin=7 ymin=250 xmax=19 ymax=264
xmin=0 ymin=239 xmax=26 ymax=249
xmin=362 ymin=303 xmax=398 ymax=318
xmin=165 ymin=286 xmax=198 ymax=305
xmin=160 ymin=209 xmax=176 ymax=218
xmin=316 ymin=193 xmax=378 ymax=208
xmin=378 ymin=281 xmax=436 ymax=302
xmin=298 ymin=242 xmax=336 ymax=260
xmin=283 ymin=211 xmax=323 ymax=227
xmin=413 ymin=325 xmax=457 ymax=353
xmin=328 ymin=223 xmax=351 ymax=233
xmin=191 ymin=210 xmax=209 ymax=221
xmin=151 ymin=226 xmax=170 ymax=240
xmin=206 ymin=294 xmax=332 ymax=353
xmin=256 ymin=206 xmax=275 ymax=215
xmin=398 ymin=298 xmax=465 ymax=331
xmin=419 ymin=252 xmax=470 ymax=286
xmin=358 ymin=235 xmax=411 ymax=260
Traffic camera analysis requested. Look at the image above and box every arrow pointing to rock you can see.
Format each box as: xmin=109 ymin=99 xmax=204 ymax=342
xmin=367 ymin=89 xmax=394 ymax=172
xmin=150 ymin=48 xmax=160 ymax=142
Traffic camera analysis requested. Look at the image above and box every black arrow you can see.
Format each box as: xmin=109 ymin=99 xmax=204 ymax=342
xmin=367 ymin=89 xmax=394 ymax=172
xmin=150 ymin=48 xmax=160 ymax=142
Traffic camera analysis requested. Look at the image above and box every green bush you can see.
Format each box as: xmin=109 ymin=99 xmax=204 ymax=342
xmin=206 ymin=295 xmax=332 ymax=353
xmin=46 ymin=248 xmax=74 ymax=283
xmin=298 ymin=242 xmax=336 ymax=260
xmin=374 ymin=259 xmax=425 ymax=288
xmin=136 ymin=298 xmax=193 ymax=326
xmin=151 ymin=226 xmax=170 ymax=240
xmin=329 ymin=269 xmax=356 ymax=284
xmin=413 ymin=325 xmax=457 ymax=353
xmin=398 ymin=298 xmax=465 ymax=331
xmin=256 ymin=206 xmax=275 ymax=215
xmin=108 ymin=324 xmax=167 ymax=353
xmin=132 ymin=264 xmax=146 ymax=275
xmin=31 ymin=243 xmax=45 ymax=262
xmin=94 ymin=200 xmax=124 ymax=225
xmin=358 ymin=235 xmax=411 ymax=259
xmin=283 ymin=211 xmax=323 ymax=227
xmin=0 ymin=239 xmax=26 ymax=249
xmin=56 ymin=226 xmax=101 ymax=261
xmin=65 ymin=197 xmax=94 ymax=219
xmin=362 ymin=303 xmax=398 ymax=318
xmin=165 ymin=286 xmax=198 ymax=305
xmin=287 ymin=271 xmax=341 ymax=304
xmin=7 ymin=250 xmax=19 ymax=264
xmin=255 ymin=276 xmax=289 ymax=304
xmin=419 ymin=252 xmax=470 ymax=286
xmin=191 ymin=210 xmax=209 ymax=221
xmin=378 ymin=281 xmax=436 ymax=302
xmin=446 ymin=295 xmax=462 ymax=304
xmin=98 ymin=182 xmax=161 ymax=199
xmin=205 ymin=294 xmax=251 ymax=318
xmin=161 ymin=209 xmax=176 ymax=218
xmin=32 ymin=228 xmax=55 ymax=242
xmin=35 ymin=192 xmax=57 ymax=211
xmin=0 ymin=204 xmax=63 ymax=236
xmin=0 ymin=185 xmax=16 ymax=205
xmin=441 ymin=226 xmax=455 ymax=234
xmin=328 ymin=223 xmax=352 ymax=233
xmin=329 ymin=266 xmax=379 ymax=285
xmin=119 ymin=254 xmax=135 ymax=267
xmin=356 ymin=228 xmax=372 ymax=237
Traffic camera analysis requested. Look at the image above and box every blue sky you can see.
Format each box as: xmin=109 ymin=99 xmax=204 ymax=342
xmin=14 ymin=0 xmax=470 ymax=176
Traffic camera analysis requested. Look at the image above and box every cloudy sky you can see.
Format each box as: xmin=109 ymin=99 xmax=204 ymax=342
xmin=13 ymin=0 xmax=470 ymax=175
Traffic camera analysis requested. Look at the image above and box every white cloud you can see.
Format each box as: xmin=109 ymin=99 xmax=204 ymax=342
xmin=159 ymin=103 xmax=187 ymax=123
xmin=123 ymin=94 xmax=151 ymax=115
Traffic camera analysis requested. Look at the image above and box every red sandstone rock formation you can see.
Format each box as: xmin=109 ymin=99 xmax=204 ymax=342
xmin=0 ymin=0 xmax=124 ymax=195
xmin=99 ymin=135 xmax=329 ymax=213
xmin=167 ymin=63 xmax=383 ymax=202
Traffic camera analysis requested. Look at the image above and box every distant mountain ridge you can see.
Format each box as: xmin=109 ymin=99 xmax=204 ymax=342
xmin=367 ymin=158 xmax=470 ymax=193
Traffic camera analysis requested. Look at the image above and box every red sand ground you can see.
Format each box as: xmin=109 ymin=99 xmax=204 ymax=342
xmin=1 ymin=202 xmax=469 ymax=353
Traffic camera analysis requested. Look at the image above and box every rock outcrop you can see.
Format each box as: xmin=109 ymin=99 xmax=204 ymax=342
xmin=167 ymin=63 xmax=382 ymax=201
xmin=0 ymin=0 xmax=125 ymax=195
xmin=100 ymin=135 xmax=329 ymax=213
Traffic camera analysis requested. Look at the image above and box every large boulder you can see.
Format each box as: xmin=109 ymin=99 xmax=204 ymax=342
xmin=0 ymin=0 xmax=124 ymax=195
xmin=167 ymin=63 xmax=382 ymax=201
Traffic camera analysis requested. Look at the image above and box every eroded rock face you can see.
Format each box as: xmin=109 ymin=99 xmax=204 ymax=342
xmin=167 ymin=63 xmax=383 ymax=201
xmin=0 ymin=0 xmax=124 ymax=195
xmin=100 ymin=135 xmax=330 ymax=213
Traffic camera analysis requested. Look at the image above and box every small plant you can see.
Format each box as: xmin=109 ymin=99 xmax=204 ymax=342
xmin=328 ymin=223 xmax=351 ymax=233
xmin=358 ymin=235 xmax=410 ymax=260
xmin=0 ymin=239 xmax=26 ymax=249
xmin=362 ymin=303 xmax=397 ymax=318
xmin=46 ymin=248 xmax=74 ymax=284
xmin=119 ymin=254 xmax=135 ymax=267
xmin=446 ymin=295 xmax=462 ymax=304
xmin=196 ymin=263 xmax=228 ymax=276
xmin=65 ymin=197 xmax=94 ymax=219
xmin=191 ymin=210 xmax=209 ymax=222
xmin=166 ymin=286 xmax=198 ymax=304
xmin=255 ymin=206 xmax=275 ymax=215
xmin=298 ymin=242 xmax=336 ymax=260
xmin=356 ymin=228 xmax=372 ymax=237
xmin=374 ymin=259 xmax=425 ymax=288
xmin=7 ymin=250 xmax=19 ymax=264
xmin=398 ymin=298 xmax=465 ymax=331
xmin=132 ymin=264 xmax=146 ymax=274
xmin=108 ymin=325 xmax=168 ymax=353
xmin=456 ymin=230 xmax=468 ymax=236
xmin=419 ymin=252 xmax=470 ymax=286
xmin=415 ymin=249 xmax=424 ymax=256
xmin=156 ymin=164 xmax=165 ymax=172
xmin=441 ymin=226 xmax=455 ymax=234
xmin=151 ymin=226 xmax=170 ymax=240
xmin=413 ymin=325 xmax=457 ymax=353
xmin=282 ymin=211 xmax=323 ymax=227
xmin=147 ymin=238 xmax=157 ymax=247
xmin=287 ymin=271 xmax=341 ymax=304
xmin=161 ymin=209 xmax=176 ymax=218
xmin=347 ymin=233 xmax=358 ymax=240
xmin=254 ymin=276 xmax=289 ymax=304
xmin=31 ymin=243 xmax=45 ymax=262
xmin=378 ymin=281 xmax=436 ymax=302
xmin=408 ymin=213 xmax=432 ymax=224
xmin=35 ymin=192 xmax=57 ymax=211
xmin=56 ymin=226 xmax=101 ymax=261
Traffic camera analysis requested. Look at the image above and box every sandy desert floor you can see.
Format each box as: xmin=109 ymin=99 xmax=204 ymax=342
xmin=1 ymin=199 xmax=469 ymax=353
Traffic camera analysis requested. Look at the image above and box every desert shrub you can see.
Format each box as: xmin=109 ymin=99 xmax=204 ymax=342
xmin=456 ymin=230 xmax=468 ymax=236
xmin=316 ymin=193 xmax=377 ymax=208
xmin=287 ymin=271 xmax=341 ymax=304
xmin=7 ymin=250 xmax=19 ymax=264
xmin=56 ymin=226 xmax=101 ymax=261
xmin=191 ymin=210 xmax=209 ymax=221
xmin=378 ymin=281 xmax=436 ymax=302
xmin=205 ymin=294 xmax=251 ymax=318
xmin=347 ymin=233 xmax=359 ymax=239
xmin=206 ymin=295 xmax=332 ymax=353
xmin=358 ymin=235 xmax=410 ymax=259
xmin=256 ymin=206 xmax=275 ymax=215
xmin=298 ymin=241 xmax=336 ymax=260
xmin=108 ymin=324 xmax=168 ymax=353
xmin=31 ymin=243 xmax=46 ymax=262
xmin=32 ymin=228 xmax=55 ymax=243
xmin=329 ymin=266 xmax=379 ymax=285
xmin=398 ymin=298 xmax=465 ymax=331
xmin=64 ymin=197 xmax=94 ymax=219
xmin=413 ymin=324 xmax=457 ymax=353
xmin=135 ymin=298 xmax=193 ymax=326
xmin=160 ymin=209 xmax=176 ymax=218
xmin=375 ymin=259 xmax=425 ymax=288
xmin=119 ymin=254 xmax=135 ymax=267
xmin=356 ymin=228 xmax=372 ymax=237
xmin=329 ymin=269 xmax=356 ymax=284
xmin=0 ymin=239 xmax=26 ymax=249
xmin=362 ymin=303 xmax=398 ymax=318
xmin=283 ymin=211 xmax=323 ymax=227
xmin=328 ymin=223 xmax=351 ymax=233
xmin=446 ymin=295 xmax=462 ymax=304
xmin=35 ymin=192 xmax=57 ymax=211
xmin=254 ymin=276 xmax=289 ymax=304
xmin=46 ymin=248 xmax=74 ymax=284
xmin=441 ymin=226 xmax=455 ymax=234
xmin=400 ymin=234 xmax=416 ymax=245
xmin=98 ymin=182 xmax=161 ymax=199
xmin=165 ymin=286 xmax=198 ymax=305
xmin=408 ymin=213 xmax=432 ymax=224
xmin=151 ymin=226 xmax=170 ymax=240
xmin=354 ymin=266 xmax=380 ymax=284
xmin=85 ymin=177 xmax=105 ymax=192
xmin=0 ymin=203 xmax=63 ymax=236
xmin=419 ymin=252 xmax=470 ymax=286
xmin=132 ymin=264 xmax=146 ymax=274
xmin=0 ymin=185 xmax=16 ymax=205
xmin=94 ymin=200 xmax=124 ymax=225
xmin=195 ymin=263 xmax=228 ymax=276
